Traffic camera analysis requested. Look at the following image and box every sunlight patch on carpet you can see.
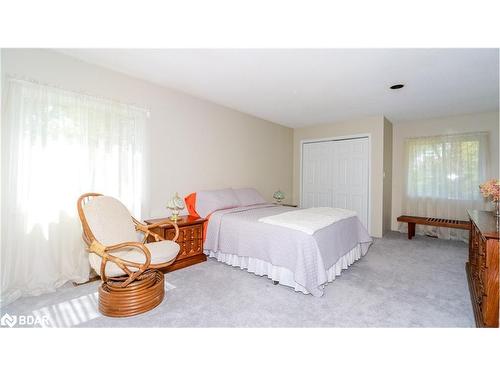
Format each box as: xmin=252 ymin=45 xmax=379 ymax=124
xmin=30 ymin=281 xmax=176 ymax=327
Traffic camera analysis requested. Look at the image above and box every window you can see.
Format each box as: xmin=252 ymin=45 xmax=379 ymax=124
xmin=405 ymin=132 xmax=488 ymax=200
xmin=1 ymin=78 xmax=148 ymax=306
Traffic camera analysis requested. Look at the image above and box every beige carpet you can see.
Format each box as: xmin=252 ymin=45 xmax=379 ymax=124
xmin=1 ymin=232 xmax=474 ymax=328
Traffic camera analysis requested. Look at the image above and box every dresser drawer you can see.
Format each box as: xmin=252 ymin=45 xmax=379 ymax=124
xmin=467 ymin=210 xmax=499 ymax=328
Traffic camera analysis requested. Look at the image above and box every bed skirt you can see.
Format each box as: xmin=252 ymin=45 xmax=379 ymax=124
xmin=206 ymin=244 xmax=364 ymax=295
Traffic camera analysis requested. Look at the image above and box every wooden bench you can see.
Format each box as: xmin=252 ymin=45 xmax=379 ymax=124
xmin=397 ymin=215 xmax=470 ymax=239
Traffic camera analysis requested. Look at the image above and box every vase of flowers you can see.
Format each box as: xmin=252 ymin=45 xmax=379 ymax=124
xmin=479 ymin=179 xmax=500 ymax=217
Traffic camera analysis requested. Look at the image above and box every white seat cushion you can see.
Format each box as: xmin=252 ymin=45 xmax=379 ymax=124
xmin=83 ymin=196 xmax=138 ymax=246
xmin=89 ymin=240 xmax=180 ymax=277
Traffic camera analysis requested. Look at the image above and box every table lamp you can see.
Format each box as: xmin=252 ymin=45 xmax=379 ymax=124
xmin=273 ymin=189 xmax=285 ymax=204
xmin=166 ymin=192 xmax=185 ymax=222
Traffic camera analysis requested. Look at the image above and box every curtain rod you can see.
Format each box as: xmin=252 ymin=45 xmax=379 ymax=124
xmin=405 ymin=131 xmax=489 ymax=141
xmin=7 ymin=75 xmax=151 ymax=117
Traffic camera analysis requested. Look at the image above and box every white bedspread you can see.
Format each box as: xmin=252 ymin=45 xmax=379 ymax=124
xmin=204 ymin=204 xmax=372 ymax=296
xmin=258 ymin=207 xmax=357 ymax=235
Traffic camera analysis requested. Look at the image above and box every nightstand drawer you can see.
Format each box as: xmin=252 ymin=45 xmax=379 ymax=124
xmin=145 ymin=216 xmax=207 ymax=272
xmin=177 ymin=239 xmax=203 ymax=260
xmin=165 ymin=225 xmax=202 ymax=242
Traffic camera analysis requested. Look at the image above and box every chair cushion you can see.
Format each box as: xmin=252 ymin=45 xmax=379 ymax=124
xmin=89 ymin=240 xmax=180 ymax=277
xmin=83 ymin=196 xmax=138 ymax=246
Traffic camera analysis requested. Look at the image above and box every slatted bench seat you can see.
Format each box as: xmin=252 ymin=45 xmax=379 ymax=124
xmin=397 ymin=215 xmax=471 ymax=239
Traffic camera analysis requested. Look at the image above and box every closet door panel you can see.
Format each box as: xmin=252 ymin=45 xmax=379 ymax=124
xmin=302 ymin=137 xmax=369 ymax=230
xmin=302 ymin=142 xmax=333 ymax=208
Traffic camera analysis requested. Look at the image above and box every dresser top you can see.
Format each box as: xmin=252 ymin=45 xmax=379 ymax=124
xmin=145 ymin=215 xmax=207 ymax=228
xmin=467 ymin=209 xmax=500 ymax=239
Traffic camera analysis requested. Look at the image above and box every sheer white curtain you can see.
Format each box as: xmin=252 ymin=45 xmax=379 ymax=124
xmin=401 ymin=132 xmax=489 ymax=241
xmin=1 ymin=78 xmax=147 ymax=306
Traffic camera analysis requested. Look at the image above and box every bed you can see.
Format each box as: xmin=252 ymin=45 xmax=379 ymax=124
xmin=187 ymin=188 xmax=372 ymax=297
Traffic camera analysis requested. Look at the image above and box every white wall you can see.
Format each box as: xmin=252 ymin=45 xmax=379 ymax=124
xmin=1 ymin=49 xmax=294 ymax=218
xmin=293 ymin=116 xmax=389 ymax=237
xmin=391 ymin=111 xmax=500 ymax=230
xmin=4 ymin=49 xmax=496 ymax=236
xmin=383 ymin=117 xmax=393 ymax=235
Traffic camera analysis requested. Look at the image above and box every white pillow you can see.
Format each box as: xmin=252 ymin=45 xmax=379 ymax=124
xmin=195 ymin=188 xmax=240 ymax=218
xmin=233 ymin=188 xmax=267 ymax=207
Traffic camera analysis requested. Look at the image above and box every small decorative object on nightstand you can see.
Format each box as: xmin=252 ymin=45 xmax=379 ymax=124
xmin=273 ymin=189 xmax=285 ymax=204
xmin=145 ymin=216 xmax=207 ymax=272
xmin=166 ymin=192 xmax=185 ymax=222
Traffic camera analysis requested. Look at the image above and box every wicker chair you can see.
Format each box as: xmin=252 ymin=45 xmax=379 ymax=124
xmin=77 ymin=193 xmax=180 ymax=317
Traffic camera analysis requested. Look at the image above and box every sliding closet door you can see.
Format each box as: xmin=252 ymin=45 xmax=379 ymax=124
xmin=302 ymin=141 xmax=334 ymax=207
xmin=331 ymin=137 xmax=369 ymax=228
xmin=301 ymin=137 xmax=369 ymax=229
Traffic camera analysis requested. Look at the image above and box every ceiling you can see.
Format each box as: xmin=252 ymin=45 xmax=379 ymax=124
xmin=58 ymin=49 xmax=499 ymax=128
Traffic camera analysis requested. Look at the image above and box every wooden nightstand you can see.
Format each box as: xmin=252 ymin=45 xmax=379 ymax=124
xmin=145 ymin=215 xmax=207 ymax=272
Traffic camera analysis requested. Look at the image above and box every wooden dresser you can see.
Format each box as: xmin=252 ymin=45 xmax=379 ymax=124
xmin=145 ymin=216 xmax=207 ymax=272
xmin=466 ymin=209 xmax=499 ymax=328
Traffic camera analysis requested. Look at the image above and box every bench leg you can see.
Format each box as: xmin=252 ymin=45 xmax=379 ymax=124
xmin=408 ymin=222 xmax=415 ymax=240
